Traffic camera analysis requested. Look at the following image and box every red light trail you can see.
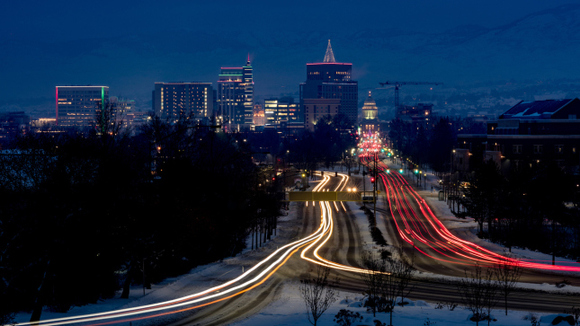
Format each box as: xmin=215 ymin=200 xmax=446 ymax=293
xmin=358 ymin=133 xmax=580 ymax=273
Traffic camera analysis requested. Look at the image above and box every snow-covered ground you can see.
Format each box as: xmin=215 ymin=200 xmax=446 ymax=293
xmin=13 ymin=201 xmax=306 ymax=324
xmin=231 ymin=286 xmax=572 ymax=326
xmin=13 ymin=164 xmax=580 ymax=325
xmin=229 ymin=165 xmax=580 ymax=325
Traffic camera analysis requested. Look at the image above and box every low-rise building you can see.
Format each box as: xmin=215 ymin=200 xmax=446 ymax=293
xmin=457 ymin=98 xmax=580 ymax=173
xmin=303 ymin=98 xmax=340 ymax=132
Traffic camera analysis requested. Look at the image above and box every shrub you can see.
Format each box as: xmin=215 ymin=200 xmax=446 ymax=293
xmin=334 ymin=309 xmax=363 ymax=326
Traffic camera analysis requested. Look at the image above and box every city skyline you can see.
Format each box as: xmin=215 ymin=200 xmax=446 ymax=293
xmin=2 ymin=1 xmax=580 ymax=119
xmin=2 ymin=2 xmax=580 ymax=324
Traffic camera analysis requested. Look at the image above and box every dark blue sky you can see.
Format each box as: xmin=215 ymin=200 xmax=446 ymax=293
xmin=2 ymin=0 xmax=580 ymax=116
xmin=2 ymin=0 xmax=575 ymax=41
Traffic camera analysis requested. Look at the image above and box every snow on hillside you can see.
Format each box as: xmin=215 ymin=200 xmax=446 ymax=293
xmin=4 ymin=4 xmax=580 ymax=117
xmin=231 ymin=288 xmax=572 ymax=326
xmin=12 ymin=167 xmax=580 ymax=325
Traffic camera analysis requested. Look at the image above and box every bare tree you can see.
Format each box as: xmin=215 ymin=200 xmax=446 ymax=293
xmin=343 ymin=155 xmax=355 ymax=176
xmin=494 ymin=255 xmax=522 ymax=315
xmin=392 ymin=246 xmax=416 ymax=307
xmin=482 ymin=277 xmax=499 ymax=326
xmin=457 ymin=264 xmax=499 ymax=326
xmin=0 ymin=147 xmax=54 ymax=192
xmin=299 ymin=264 xmax=339 ymax=326
xmin=94 ymin=99 xmax=127 ymax=137
xmin=360 ymin=250 xmax=399 ymax=325
xmin=360 ymin=250 xmax=385 ymax=317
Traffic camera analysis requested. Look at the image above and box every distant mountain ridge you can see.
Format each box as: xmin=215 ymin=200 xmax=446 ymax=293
xmin=2 ymin=4 xmax=580 ymax=116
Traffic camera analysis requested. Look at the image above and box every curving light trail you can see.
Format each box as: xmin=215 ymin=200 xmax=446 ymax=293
xmin=12 ymin=174 xmax=344 ymax=326
xmin=22 ymin=147 xmax=570 ymax=326
xmin=358 ymin=137 xmax=580 ymax=273
xmin=301 ymin=172 xmax=387 ymax=275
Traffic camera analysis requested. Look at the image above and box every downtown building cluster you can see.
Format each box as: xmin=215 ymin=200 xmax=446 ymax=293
xmin=4 ymin=40 xmax=580 ymax=174
xmin=149 ymin=40 xmax=359 ymax=133
xmin=46 ymin=41 xmax=360 ymax=136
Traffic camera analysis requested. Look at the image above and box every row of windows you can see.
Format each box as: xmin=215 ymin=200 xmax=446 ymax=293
xmin=512 ymin=144 xmax=574 ymax=154
xmin=58 ymin=91 xmax=105 ymax=95
xmin=58 ymin=98 xmax=101 ymax=102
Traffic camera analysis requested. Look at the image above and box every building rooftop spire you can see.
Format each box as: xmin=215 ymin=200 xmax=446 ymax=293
xmin=323 ymin=39 xmax=336 ymax=63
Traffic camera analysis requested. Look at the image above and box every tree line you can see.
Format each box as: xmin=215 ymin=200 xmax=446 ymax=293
xmin=458 ymin=159 xmax=580 ymax=261
xmin=0 ymin=116 xmax=281 ymax=322
xmin=0 ymin=111 xmax=360 ymax=323
xmin=388 ymin=116 xmax=484 ymax=173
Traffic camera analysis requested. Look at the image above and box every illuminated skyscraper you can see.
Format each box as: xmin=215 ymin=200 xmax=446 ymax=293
xmin=300 ymin=40 xmax=358 ymax=124
xmin=153 ymin=82 xmax=213 ymax=121
xmin=264 ymin=97 xmax=298 ymax=128
xmin=217 ymin=56 xmax=254 ymax=130
xmin=242 ymin=57 xmax=254 ymax=125
xmin=56 ymin=85 xmax=109 ymax=128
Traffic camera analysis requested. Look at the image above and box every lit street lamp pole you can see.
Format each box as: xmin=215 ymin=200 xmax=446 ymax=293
xmin=363 ymin=169 xmax=367 ymax=207
xmin=374 ymin=151 xmax=377 ymax=222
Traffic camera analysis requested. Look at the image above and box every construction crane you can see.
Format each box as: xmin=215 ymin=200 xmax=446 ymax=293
xmin=379 ymin=81 xmax=443 ymax=109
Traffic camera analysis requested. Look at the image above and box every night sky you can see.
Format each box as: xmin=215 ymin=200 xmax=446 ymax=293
xmin=1 ymin=0 xmax=579 ymax=116
xmin=3 ymin=0 xmax=571 ymax=40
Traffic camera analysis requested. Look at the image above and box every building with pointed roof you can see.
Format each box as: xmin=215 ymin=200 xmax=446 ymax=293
xmin=299 ymin=40 xmax=358 ymax=125
xmin=323 ymin=39 xmax=336 ymax=63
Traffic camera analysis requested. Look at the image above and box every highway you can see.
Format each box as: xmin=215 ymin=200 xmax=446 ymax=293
xmin=363 ymin=154 xmax=580 ymax=279
xmin=10 ymin=173 xmax=350 ymax=326
xmin=12 ymin=163 xmax=580 ymax=325
xmin=174 ymin=170 xmax=580 ymax=324
xmin=308 ymin=172 xmax=580 ymax=314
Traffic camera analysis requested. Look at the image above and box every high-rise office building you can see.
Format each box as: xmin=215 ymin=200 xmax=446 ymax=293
xmin=217 ymin=57 xmax=254 ymax=130
xmin=56 ymin=86 xmax=109 ymax=128
xmin=217 ymin=67 xmax=243 ymax=126
xmin=300 ymin=40 xmax=358 ymax=125
xmin=242 ymin=57 xmax=254 ymax=124
xmin=153 ymin=82 xmax=214 ymax=121
xmin=264 ymin=99 xmax=278 ymax=126
xmin=264 ymin=97 xmax=299 ymax=128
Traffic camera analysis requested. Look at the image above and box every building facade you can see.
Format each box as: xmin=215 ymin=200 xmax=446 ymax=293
xmin=242 ymin=58 xmax=254 ymax=125
xmin=264 ymin=97 xmax=299 ymax=129
xmin=217 ymin=57 xmax=254 ymax=130
xmin=397 ymin=103 xmax=433 ymax=124
xmin=153 ymin=82 xmax=213 ymax=121
xmin=253 ymin=104 xmax=265 ymax=126
xmin=457 ymin=98 xmax=580 ymax=173
xmin=0 ymin=111 xmax=29 ymax=143
xmin=303 ymin=98 xmax=340 ymax=132
xmin=56 ymin=86 xmax=109 ymax=128
xmin=300 ymin=40 xmax=358 ymax=125
xmin=360 ymin=91 xmax=379 ymax=133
